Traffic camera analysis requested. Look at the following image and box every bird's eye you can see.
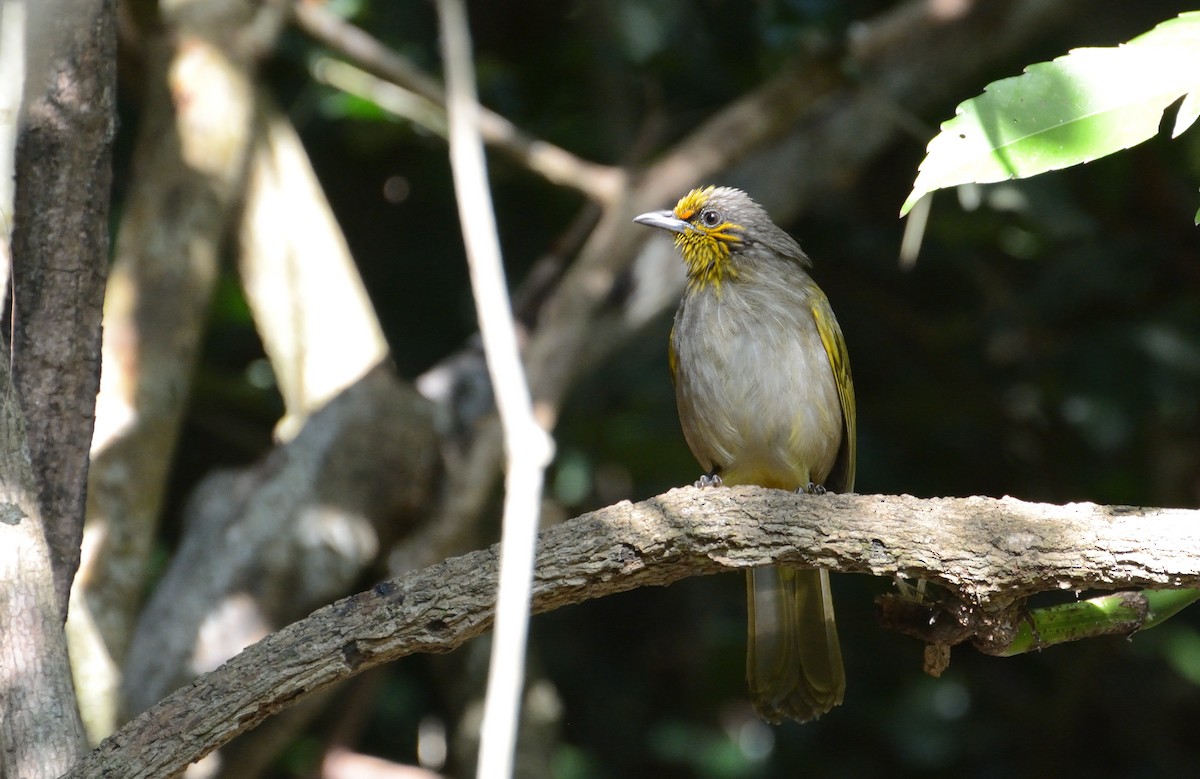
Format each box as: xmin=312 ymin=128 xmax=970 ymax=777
xmin=700 ymin=209 xmax=721 ymax=227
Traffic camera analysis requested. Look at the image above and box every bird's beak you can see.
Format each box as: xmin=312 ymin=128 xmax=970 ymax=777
xmin=633 ymin=209 xmax=691 ymax=235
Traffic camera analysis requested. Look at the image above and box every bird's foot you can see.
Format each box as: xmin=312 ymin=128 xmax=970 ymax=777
xmin=695 ymin=472 xmax=723 ymax=488
xmin=802 ymin=481 xmax=827 ymax=495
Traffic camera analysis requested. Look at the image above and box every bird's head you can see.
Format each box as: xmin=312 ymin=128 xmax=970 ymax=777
xmin=634 ymin=186 xmax=805 ymax=291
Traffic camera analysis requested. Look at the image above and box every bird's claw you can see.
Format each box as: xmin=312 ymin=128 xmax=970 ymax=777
xmin=695 ymin=473 xmax=723 ymax=488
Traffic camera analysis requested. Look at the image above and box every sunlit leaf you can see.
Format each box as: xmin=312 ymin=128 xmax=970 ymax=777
xmin=901 ymin=12 xmax=1200 ymax=216
xmin=1172 ymin=90 xmax=1200 ymax=138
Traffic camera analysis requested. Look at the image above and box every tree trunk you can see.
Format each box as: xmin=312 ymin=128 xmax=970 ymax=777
xmin=9 ymin=0 xmax=115 ymax=618
xmin=0 ymin=357 xmax=87 ymax=777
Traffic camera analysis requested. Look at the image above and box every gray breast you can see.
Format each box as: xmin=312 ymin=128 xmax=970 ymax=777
xmin=671 ymin=271 xmax=843 ymax=488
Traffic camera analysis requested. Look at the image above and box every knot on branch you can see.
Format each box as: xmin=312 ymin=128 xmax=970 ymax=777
xmin=875 ymin=584 xmax=1188 ymax=677
xmin=876 ymin=591 xmax=1023 ymax=670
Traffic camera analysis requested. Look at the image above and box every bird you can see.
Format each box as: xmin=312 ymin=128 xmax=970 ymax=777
xmin=634 ymin=185 xmax=856 ymax=724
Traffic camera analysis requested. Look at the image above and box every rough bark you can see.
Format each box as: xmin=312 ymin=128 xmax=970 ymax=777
xmin=64 ymin=488 xmax=1200 ymax=778
xmin=120 ymin=362 xmax=438 ymax=719
xmin=0 ymin=356 xmax=87 ymax=778
xmin=9 ymin=0 xmax=115 ymax=620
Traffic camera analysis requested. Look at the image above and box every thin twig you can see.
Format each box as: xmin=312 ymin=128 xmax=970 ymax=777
xmin=436 ymin=1 xmax=554 ymax=777
xmin=293 ymin=0 xmax=624 ymax=203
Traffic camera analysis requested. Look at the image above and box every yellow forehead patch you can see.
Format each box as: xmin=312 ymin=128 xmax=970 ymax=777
xmin=672 ymin=186 xmax=715 ymax=221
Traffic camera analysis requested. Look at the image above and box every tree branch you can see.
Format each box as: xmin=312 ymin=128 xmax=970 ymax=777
xmin=10 ymin=0 xmax=115 ymax=619
xmin=120 ymin=363 xmax=438 ymax=719
xmin=238 ymin=89 xmax=391 ymax=439
xmin=0 ymin=356 xmax=86 ymax=777
xmin=65 ymin=488 xmax=1200 ymax=777
xmin=291 ymin=0 xmax=624 ymax=203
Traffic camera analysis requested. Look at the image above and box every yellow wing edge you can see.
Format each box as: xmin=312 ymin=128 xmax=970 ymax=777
xmin=811 ymin=295 xmax=856 ymax=492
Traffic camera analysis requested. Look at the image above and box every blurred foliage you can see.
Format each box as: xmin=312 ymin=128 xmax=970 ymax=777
xmin=113 ymin=0 xmax=1200 ymax=776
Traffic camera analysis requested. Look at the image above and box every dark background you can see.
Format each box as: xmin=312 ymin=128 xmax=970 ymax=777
xmin=121 ymin=1 xmax=1200 ymax=776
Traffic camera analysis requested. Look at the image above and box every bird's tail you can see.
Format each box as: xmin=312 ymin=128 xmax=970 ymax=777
xmin=746 ymin=566 xmax=845 ymax=724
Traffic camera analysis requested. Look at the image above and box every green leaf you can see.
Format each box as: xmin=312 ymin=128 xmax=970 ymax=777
xmin=1142 ymin=588 xmax=1200 ymax=629
xmin=995 ymin=589 xmax=1200 ymax=657
xmin=1172 ymin=90 xmax=1200 ymax=138
xmin=901 ymin=12 xmax=1200 ymax=216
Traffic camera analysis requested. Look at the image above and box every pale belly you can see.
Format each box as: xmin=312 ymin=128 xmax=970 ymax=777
xmin=671 ymin=284 xmax=843 ymax=490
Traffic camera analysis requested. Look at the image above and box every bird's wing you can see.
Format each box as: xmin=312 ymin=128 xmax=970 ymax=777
xmin=811 ymin=294 xmax=856 ymax=492
xmin=667 ymin=322 xmax=679 ymax=387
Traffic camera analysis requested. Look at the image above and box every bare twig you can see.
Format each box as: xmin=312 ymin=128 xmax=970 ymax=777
xmin=293 ymin=0 xmax=624 ymax=203
xmin=120 ymin=364 xmax=438 ymax=719
xmin=436 ymin=1 xmax=554 ymax=775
